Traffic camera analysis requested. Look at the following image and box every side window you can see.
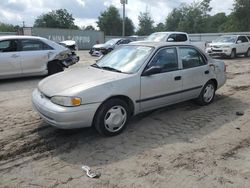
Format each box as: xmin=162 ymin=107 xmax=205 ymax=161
xmin=167 ymin=34 xmax=176 ymax=42
xmin=20 ymin=39 xmax=53 ymax=51
xmin=179 ymin=47 xmax=206 ymax=69
xmin=238 ymin=36 xmax=248 ymax=43
xmin=176 ymin=34 xmax=188 ymax=42
xmin=0 ymin=40 xmax=18 ymax=52
xmin=147 ymin=48 xmax=178 ymax=73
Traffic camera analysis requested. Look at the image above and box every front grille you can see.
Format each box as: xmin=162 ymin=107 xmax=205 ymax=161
xmin=212 ymin=49 xmax=223 ymax=52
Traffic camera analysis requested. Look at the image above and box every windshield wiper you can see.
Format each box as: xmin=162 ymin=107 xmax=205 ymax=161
xmin=100 ymin=66 xmax=122 ymax=73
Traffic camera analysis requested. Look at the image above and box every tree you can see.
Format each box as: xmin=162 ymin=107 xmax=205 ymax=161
xmin=125 ymin=17 xmax=135 ymax=36
xmin=84 ymin=25 xmax=96 ymax=31
xmin=165 ymin=0 xmax=212 ymax=33
xmin=34 ymin=9 xmax=78 ymax=29
xmin=206 ymin=13 xmax=228 ymax=32
xmin=154 ymin=22 xmax=165 ymax=32
xmin=97 ymin=6 xmax=122 ymax=35
xmin=97 ymin=6 xmax=134 ymax=36
xmin=136 ymin=10 xmax=154 ymax=35
xmin=233 ymin=0 xmax=250 ymax=31
xmin=0 ymin=22 xmax=20 ymax=32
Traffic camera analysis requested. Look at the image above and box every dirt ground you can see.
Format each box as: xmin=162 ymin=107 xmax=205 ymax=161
xmin=0 ymin=51 xmax=250 ymax=188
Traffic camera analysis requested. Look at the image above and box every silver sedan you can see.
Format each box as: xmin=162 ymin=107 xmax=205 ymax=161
xmin=0 ymin=35 xmax=78 ymax=79
xmin=32 ymin=42 xmax=226 ymax=136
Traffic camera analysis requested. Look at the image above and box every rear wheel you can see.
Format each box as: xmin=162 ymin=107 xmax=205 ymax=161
xmin=196 ymin=81 xmax=216 ymax=105
xmin=48 ymin=61 xmax=64 ymax=75
xmin=94 ymin=99 xmax=130 ymax=136
xmin=245 ymin=48 xmax=250 ymax=57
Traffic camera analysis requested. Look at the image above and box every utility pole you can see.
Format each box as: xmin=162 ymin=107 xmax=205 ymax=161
xmin=120 ymin=0 xmax=128 ymax=36
xmin=22 ymin=21 xmax=25 ymax=27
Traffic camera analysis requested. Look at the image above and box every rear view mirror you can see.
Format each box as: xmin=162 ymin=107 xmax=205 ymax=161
xmin=142 ymin=66 xmax=162 ymax=76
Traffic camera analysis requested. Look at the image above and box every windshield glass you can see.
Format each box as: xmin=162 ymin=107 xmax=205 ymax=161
xmin=95 ymin=45 xmax=154 ymax=74
xmin=214 ymin=36 xmax=237 ymax=43
xmin=105 ymin=39 xmax=120 ymax=46
xmin=145 ymin=33 xmax=168 ymax=42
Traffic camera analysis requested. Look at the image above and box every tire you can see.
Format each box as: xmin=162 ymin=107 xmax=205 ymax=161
xmin=94 ymin=99 xmax=130 ymax=136
xmin=48 ymin=61 xmax=64 ymax=75
xmin=196 ymin=81 xmax=216 ymax=106
xmin=245 ymin=48 xmax=250 ymax=57
xmin=230 ymin=49 xmax=236 ymax=59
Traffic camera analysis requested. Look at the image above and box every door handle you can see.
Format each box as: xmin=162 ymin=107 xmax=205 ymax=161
xmin=174 ymin=76 xmax=181 ymax=80
xmin=204 ymin=70 xmax=209 ymax=74
xmin=11 ymin=54 xmax=19 ymax=58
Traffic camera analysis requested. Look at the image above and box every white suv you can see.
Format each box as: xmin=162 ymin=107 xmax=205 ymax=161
xmin=206 ymin=35 xmax=250 ymax=58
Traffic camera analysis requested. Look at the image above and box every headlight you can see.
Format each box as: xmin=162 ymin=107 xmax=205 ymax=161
xmin=51 ymin=96 xmax=82 ymax=107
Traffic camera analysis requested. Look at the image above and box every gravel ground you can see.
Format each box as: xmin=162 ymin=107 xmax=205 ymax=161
xmin=0 ymin=51 xmax=250 ymax=188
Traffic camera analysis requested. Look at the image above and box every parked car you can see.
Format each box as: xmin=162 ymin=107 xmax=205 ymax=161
xmin=89 ymin=38 xmax=133 ymax=56
xmin=141 ymin=32 xmax=206 ymax=51
xmin=0 ymin=35 xmax=78 ymax=79
xmin=59 ymin=40 xmax=80 ymax=63
xmin=32 ymin=42 xmax=226 ymax=136
xmin=206 ymin=35 xmax=250 ymax=58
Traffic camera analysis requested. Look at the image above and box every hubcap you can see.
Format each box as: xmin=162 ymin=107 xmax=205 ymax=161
xmin=104 ymin=105 xmax=127 ymax=132
xmin=203 ymin=84 xmax=215 ymax=103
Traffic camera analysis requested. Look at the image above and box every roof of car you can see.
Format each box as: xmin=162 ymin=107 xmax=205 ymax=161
xmin=129 ymin=41 xmax=194 ymax=48
xmin=0 ymin=35 xmax=46 ymax=40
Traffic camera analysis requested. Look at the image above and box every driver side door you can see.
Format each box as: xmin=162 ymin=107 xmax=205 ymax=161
xmin=139 ymin=47 xmax=182 ymax=112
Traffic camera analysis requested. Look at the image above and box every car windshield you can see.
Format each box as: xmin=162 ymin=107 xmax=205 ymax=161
xmin=105 ymin=39 xmax=120 ymax=46
xmin=95 ymin=45 xmax=154 ymax=74
xmin=145 ymin=33 xmax=168 ymax=42
xmin=214 ymin=36 xmax=237 ymax=43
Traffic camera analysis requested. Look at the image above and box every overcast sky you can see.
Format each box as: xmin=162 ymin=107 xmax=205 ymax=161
xmin=0 ymin=0 xmax=234 ymax=29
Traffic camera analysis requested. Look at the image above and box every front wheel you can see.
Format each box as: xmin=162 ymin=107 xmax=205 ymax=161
xmin=94 ymin=99 xmax=130 ymax=136
xmin=230 ymin=49 xmax=236 ymax=59
xmin=196 ymin=81 xmax=216 ymax=105
xmin=48 ymin=61 xmax=64 ymax=75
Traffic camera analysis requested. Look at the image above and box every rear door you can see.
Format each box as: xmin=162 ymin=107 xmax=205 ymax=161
xmin=19 ymin=39 xmax=53 ymax=74
xmin=178 ymin=47 xmax=210 ymax=100
xmin=0 ymin=39 xmax=21 ymax=77
xmin=140 ymin=47 xmax=182 ymax=111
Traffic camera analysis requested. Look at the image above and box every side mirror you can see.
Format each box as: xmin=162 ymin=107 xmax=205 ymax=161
xmin=167 ymin=38 xmax=174 ymax=42
xmin=237 ymin=40 xmax=242 ymax=44
xmin=142 ymin=66 xmax=162 ymax=76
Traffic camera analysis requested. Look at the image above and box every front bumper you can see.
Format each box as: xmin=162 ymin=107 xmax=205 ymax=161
xmin=32 ymin=89 xmax=101 ymax=129
xmin=206 ymin=47 xmax=232 ymax=56
xmin=62 ymin=54 xmax=79 ymax=67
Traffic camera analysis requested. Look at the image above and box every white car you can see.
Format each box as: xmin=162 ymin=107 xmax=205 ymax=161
xmin=32 ymin=42 xmax=226 ymax=136
xmin=0 ymin=35 xmax=78 ymax=79
xmin=206 ymin=35 xmax=250 ymax=58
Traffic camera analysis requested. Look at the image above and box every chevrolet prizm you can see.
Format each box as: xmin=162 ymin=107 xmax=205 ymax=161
xmin=32 ymin=42 xmax=226 ymax=136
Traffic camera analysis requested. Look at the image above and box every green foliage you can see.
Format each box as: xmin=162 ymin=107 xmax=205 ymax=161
xmin=154 ymin=22 xmax=165 ymax=32
xmin=34 ymin=9 xmax=78 ymax=29
xmin=97 ymin=6 xmax=134 ymax=36
xmin=84 ymin=25 xmax=96 ymax=31
xmin=136 ymin=10 xmax=154 ymax=35
xmin=165 ymin=0 xmax=212 ymax=33
xmin=0 ymin=22 xmax=20 ymax=32
xmin=233 ymin=0 xmax=250 ymax=31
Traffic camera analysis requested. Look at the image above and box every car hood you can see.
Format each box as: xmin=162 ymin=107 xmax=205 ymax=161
xmin=210 ymin=42 xmax=234 ymax=46
xmin=38 ymin=66 xmax=129 ymax=97
xmin=92 ymin=43 xmax=111 ymax=49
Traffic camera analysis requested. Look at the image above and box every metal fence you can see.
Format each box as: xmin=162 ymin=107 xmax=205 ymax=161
xmin=30 ymin=28 xmax=104 ymax=50
xmin=0 ymin=32 xmax=17 ymax=36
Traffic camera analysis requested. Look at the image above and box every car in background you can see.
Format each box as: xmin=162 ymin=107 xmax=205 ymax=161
xmin=142 ymin=32 xmax=206 ymax=51
xmin=89 ymin=38 xmax=133 ymax=56
xmin=0 ymin=35 xmax=78 ymax=79
xmin=32 ymin=42 xmax=226 ymax=136
xmin=206 ymin=35 xmax=250 ymax=58
xmin=59 ymin=40 xmax=80 ymax=63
